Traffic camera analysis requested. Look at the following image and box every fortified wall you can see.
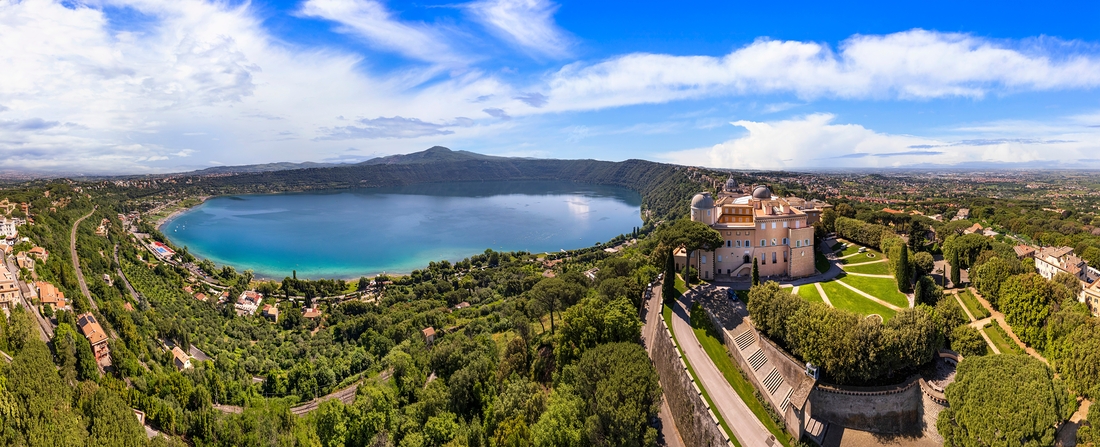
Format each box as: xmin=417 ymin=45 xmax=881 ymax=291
xmin=809 ymin=377 xmax=924 ymax=434
xmin=651 ymin=307 xmax=734 ymax=447
xmin=696 ymin=284 xmax=950 ymax=441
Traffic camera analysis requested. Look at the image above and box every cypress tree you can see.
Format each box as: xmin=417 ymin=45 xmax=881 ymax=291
xmin=751 ymin=258 xmax=760 ymax=286
xmin=663 ymin=247 xmax=678 ymax=303
xmin=950 ymin=249 xmax=961 ymax=287
xmin=896 ymin=245 xmax=912 ymax=293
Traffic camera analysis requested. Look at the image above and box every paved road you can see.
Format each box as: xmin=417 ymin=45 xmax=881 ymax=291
xmin=641 ymin=282 xmax=686 ymax=447
xmin=70 ymin=207 xmax=99 ymax=311
xmin=7 ymin=257 xmax=52 ymax=341
xmin=668 ymin=291 xmax=773 ymax=447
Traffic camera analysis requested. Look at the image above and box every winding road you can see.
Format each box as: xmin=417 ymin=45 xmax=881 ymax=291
xmin=669 ymin=288 xmax=774 ymax=447
xmin=70 ymin=207 xmax=98 ymax=311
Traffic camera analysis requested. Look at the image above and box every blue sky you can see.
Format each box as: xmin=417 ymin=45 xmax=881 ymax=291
xmin=2 ymin=0 xmax=1100 ymax=173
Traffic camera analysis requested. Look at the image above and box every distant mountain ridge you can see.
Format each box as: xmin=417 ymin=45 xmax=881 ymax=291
xmin=186 ymin=147 xmax=516 ymax=175
xmin=357 ymin=146 xmax=514 ymax=165
xmin=176 ymin=146 xmax=701 ymax=219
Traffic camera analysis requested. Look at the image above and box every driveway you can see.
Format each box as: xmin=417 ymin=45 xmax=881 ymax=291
xmin=668 ymin=292 xmax=774 ymax=447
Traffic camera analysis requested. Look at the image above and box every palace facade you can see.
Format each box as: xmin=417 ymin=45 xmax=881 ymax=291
xmin=675 ymin=180 xmax=826 ymax=281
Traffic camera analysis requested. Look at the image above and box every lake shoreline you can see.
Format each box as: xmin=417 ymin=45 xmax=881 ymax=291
xmin=157 ymin=181 xmax=642 ymax=281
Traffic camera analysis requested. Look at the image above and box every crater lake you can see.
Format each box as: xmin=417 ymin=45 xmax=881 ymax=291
xmin=161 ymin=180 xmax=643 ymax=279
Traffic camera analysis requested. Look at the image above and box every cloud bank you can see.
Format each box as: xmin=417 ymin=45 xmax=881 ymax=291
xmin=0 ymin=0 xmax=1099 ymax=173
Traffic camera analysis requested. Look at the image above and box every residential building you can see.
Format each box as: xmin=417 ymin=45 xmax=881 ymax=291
xmin=422 ymin=327 xmax=436 ymax=344
xmin=677 ymin=185 xmax=816 ymax=280
xmin=1081 ymin=281 xmax=1100 ymax=317
xmin=172 ymin=346 xmax=192 ymax=370
xmin=0 ymin=218 xmax=18 ymax=238
xmin=235 ymin=291 xmax=263 ymax=315
xmin=28 ymin=246 xmax=48 ymax=261
xmin=15 ymin=253 xmax=32 ymax=270
xmin=963 ymin=223 xmax=984 ymax=235
xmin=1035 ymin=246 xmax=1087 ymax=281
xmin=77 ymin=313 xmax=111 ymax=366
xmin=303 ymin=306 xmax=322 ymax=320
xmin=1013 ymin=245 xmax=1037 ymax=259
xmin=953 ymin=208 xmax=970 ymax=221
xmin=35 ymin=281 xmax=67 ymax=310
xmin=261 ymin=304 xmax=279 ymax=322
xmin=0 ymin=263 xmax=18 ymax=310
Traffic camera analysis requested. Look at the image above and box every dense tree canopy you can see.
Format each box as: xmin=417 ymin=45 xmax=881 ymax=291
xmin=751 ymin=282 xmax=943 ymax=384
xmin=938 ymin=355 xmax=1072 ymax=447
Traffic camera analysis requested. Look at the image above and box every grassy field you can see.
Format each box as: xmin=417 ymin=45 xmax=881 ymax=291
xmin=820 ymin=280 xmax=897 ymax=321
xmin=957 ymin=290 xmax=990 ymax=320
xmin=674 ymin=274 xmax=688 ymax=294
xmin=842 ymin=260 xmax=890 ymax=275
xmin=984 ymin=320 xmax=1023 ymax=354
xmin=796 ymin=283 xmax=824 ymax=303
xmin=663 ymin=304 xmax=741 ymax=447
xmin=837 ymin=240 xmax=884 ymax=258
xmin=689 ymin=305 xmax=793 ymax=447
xmin=839 ymin=274 xmax=908 ymax=308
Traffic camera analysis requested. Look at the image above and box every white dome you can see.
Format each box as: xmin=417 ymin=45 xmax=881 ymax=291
xmin=690 ymin=192 xmax=714 ymax=209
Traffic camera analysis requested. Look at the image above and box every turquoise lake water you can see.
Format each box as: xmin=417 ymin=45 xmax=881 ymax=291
xmin=162 ymin=180 xmax=642 ymax=279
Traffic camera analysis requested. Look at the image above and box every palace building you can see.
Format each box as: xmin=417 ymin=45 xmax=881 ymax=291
xmin=676 ymin=181 xmax=824 ymax=281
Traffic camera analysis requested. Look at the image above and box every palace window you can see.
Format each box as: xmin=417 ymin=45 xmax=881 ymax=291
xmin=736 ymin=240 xmax=742 ymax=247
xmin=761 ymin=256 xmax=766 ymax=265
xmin=783 ymin=251 xmax=787 ymax=262
xmin=701 ymin=256 xmax=707 ymax=264
xmin=744 ymin=240 xmax=750 ymax=247
xmin=727 ymin=240 xmax=731 ymax=247
xmin=796 ymin=221 xmax=801 ymax=229
xmin=717 ymin=255 xmax=722 ymax=262
xmin=783 ymin=221 xmax=788 ymax=228
xmin=783 ymin=237 xmax=789 ymax=245
xmin=771 ymin=238 xmax=777 ymax=246
xmin=760 ymin=223 xmax=765 ymax=230
xmin=772 ymin=252 xmax=777 ymax=263
xmin=772 ymin=222 xmax=777 ymax=229
xmin=795 ymin=240 xmax=801 ymax=248
xmin=760 ymin=239 xmax=766 ymax=247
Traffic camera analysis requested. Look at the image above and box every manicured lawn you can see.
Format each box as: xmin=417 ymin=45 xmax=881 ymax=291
xmin=815 ymin=249 xmax=831 ymax=274
xmin=837 ymin=240 xmax=884 ymax=258
xmin=984 ymin=320 xmax=1023 ymax=355
xmin=957 ymin=290 xmax=990 ymax=319
xmin=689 ymin=305 xmax=793 ymax=447
xmin=797 ymin=283 xmax=824 ymax=303
xmin=663 ymin=305 xmax=741 ymax=447
xmin=840 ymin=274 xmax=909 ymax=308
xmin=842 ymin=260 xmax=890 ymax=275
xmin=820 ymin=280 xmax=897 ymax=321
xmin=674 ymin=274 xmax=688 ymax=295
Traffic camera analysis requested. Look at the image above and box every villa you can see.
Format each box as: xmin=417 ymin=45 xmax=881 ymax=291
xmin=235 ymin=290 xmax=263 ymax=315
xmin=0 ymin=263 xmax=19 ymax=310
xmin=35 ymin=281 xmax=67 ymax=310
xmin=1035 ymin=246 xmax=1087 ymax=281
xmin=677 ymin=180 xmax=818 ymax=281
xmin=172 ymin=346 xmax=192 ymax=370
xmin=77 ymin=313 xmax=111 ymax=366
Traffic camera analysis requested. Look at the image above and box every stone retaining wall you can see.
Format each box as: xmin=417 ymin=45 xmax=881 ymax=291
xmin=707 ymin=307 xmax=808 ymax=440
xmin=651 ymin=312 xmax=734 ymax=447
xmin=809 ymin=376 xmax=924 ymax=434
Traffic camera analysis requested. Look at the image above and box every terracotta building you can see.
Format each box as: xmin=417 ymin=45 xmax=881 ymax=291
xmin=676 ymin=182 xmax=818 ymax=281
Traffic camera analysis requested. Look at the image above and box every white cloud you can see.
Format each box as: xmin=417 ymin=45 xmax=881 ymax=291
xmin=468 ymin=0 xmax=571 ymax=58
xmin=298 ymin=0 xmax=468 ymax=67
xmin=540 ymin=30 xmax=1100 ymax=112
xmin=660 ymin=113 xmax=1100 ymax=169
xmin=0 ymin=0 xmax=517 ymax=173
